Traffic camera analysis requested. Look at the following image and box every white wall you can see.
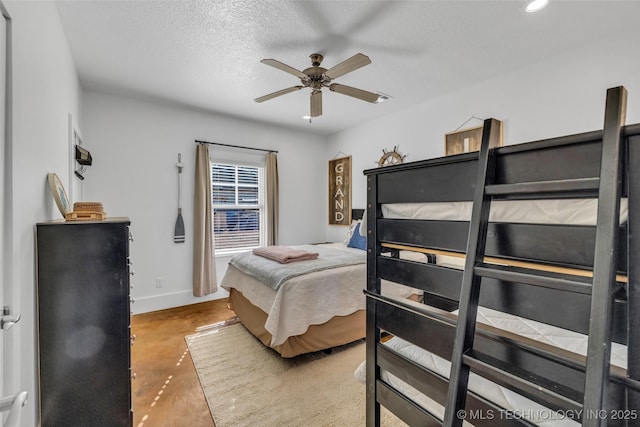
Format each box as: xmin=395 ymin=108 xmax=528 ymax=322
xmin=3 ymin=1 xmax=82 ymax=426
xmin=82 ymin=91 xmax=327 ymax=313
xmin=324 ymin=29 xmax=640 ymax=243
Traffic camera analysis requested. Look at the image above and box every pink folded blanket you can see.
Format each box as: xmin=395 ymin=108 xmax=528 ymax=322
xmin=252 ymin=246 xmax=319 ymax=264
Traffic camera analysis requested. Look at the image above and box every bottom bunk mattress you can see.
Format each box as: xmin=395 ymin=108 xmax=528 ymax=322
xmin=355 ymin=307 xmax=628 ymax=426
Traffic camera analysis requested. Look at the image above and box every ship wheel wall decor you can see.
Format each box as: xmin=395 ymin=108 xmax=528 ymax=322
xmin=377 ymin=146 xmax=406 ymax=167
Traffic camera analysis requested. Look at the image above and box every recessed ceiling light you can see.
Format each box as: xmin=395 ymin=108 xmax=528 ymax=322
xmin=525 ymin=0 xmax=549 ymax=13
xmin=302 ymin=115 xmax=311 ymax=120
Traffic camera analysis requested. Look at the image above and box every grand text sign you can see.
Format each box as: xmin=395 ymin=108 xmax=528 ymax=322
xmin=328 ymin=156 xmax=352 ymax=225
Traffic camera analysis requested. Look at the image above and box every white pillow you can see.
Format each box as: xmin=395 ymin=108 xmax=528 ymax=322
xmin=359 ymin=213 xmax=367 ymax=237
xmin=343 ymin=219 xmax=362 ymax=244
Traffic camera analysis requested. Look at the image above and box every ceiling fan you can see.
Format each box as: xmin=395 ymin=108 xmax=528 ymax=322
xmin=254 ymin=53 xmax=379 ymax=118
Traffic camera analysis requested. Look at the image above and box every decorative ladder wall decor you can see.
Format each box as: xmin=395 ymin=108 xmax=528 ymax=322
xmin=443 ymin=86 xmax=627 ymax=427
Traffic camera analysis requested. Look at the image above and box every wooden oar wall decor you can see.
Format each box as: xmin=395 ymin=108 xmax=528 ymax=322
xmin=174 ymin=153 xmax=185 ymax=243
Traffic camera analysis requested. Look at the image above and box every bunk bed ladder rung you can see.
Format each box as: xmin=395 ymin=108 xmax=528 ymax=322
xmin=485 ymin=177 xmax=600 ymax=196
xmin=473 ymin=263 xmax=594 ymax=295
xmin=463 ymin=351 xmax=585 ymax=413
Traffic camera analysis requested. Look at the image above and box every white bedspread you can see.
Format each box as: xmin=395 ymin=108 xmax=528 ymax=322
xmin=230 ymin=245 xmax=364 ymax=290
xmin=221 ymin=243 xmax=423 ymax=346
xmin=354 ymin=307 xmax=628 ymax=426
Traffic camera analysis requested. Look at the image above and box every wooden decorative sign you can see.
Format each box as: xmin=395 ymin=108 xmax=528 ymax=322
xmin=329 ymin=156 xmax=352 ymax=225
xmin=444 ymin=119 xmax=503 ymax=156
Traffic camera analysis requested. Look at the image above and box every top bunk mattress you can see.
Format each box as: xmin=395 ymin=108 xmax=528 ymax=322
xmin=381 ymin=198 xmax=628 ymax=225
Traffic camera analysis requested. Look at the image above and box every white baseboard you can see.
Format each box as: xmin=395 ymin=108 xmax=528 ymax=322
xmin=131 ymin=288 xmax=230 ymax=315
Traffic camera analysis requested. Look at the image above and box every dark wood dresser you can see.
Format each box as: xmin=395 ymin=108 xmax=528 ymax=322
xmin=35 ymin=218 xmax=133 ymax=426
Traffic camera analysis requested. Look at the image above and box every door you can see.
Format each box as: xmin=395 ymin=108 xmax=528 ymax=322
xmin=1 ymin=0 xmax=12 ymax=404
xmin=0 ymin=3 xmax=7 ymax=402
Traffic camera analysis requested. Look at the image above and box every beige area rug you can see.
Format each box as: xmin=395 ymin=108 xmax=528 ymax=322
xmin=186 ymin=322 xmax=405 ymax=426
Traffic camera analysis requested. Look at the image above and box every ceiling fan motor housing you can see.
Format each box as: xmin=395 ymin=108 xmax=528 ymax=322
xmin=303 ymin=54 xmax=328 ymax=88
xmin=309 ymin=53 xmax=323 ymax=66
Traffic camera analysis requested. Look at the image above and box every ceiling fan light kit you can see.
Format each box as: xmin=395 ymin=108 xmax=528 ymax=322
xmin=254 ymin=52 xmax=379 ymax=118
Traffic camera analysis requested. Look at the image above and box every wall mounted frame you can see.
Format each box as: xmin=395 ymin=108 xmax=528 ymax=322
xmin=328 ymin=156 xmax=352 ymax=225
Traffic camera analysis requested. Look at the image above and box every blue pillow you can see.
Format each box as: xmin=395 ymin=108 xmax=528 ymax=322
xmin=347 ymin=223 xmax=367 ymax=250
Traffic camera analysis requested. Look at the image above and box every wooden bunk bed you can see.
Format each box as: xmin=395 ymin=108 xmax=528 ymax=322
xmin=363 ymin=86 xmax=640 ymax=426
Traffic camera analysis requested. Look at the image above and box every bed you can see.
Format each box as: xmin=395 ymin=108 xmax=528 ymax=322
xmin=361 ymin=86 xmax=640 ymax=426
xmin=220 ymin=210 xmax=423 ymax=357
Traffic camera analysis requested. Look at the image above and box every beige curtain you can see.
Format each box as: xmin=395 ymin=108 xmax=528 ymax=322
xmin=193 ymin=143 xmax=217 ymax=296
xmin=266 ymin=152 xmax=279 ymax=245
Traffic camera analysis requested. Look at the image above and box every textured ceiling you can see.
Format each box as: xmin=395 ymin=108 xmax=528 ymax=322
xmin=55 ymin=0 xmax=640 ymax=136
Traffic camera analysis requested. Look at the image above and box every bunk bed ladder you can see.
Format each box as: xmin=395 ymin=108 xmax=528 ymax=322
xmin=442 ymin=117 xmax=500 ymax=427
xmin=443 ymin=87 xmax=627 ymax=427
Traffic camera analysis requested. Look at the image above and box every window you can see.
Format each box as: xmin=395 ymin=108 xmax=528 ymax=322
xmin=212 ymin=162 xmax=265 ymax=254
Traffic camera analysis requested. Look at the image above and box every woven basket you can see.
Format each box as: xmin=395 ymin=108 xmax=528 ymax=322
xmin=65 ymin=202 xmax=107 ymax=221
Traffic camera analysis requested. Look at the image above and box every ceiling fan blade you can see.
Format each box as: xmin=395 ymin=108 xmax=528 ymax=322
xmin=329 ymin=84 xmax=379 ymax=103
xmin=254 ymin=86 xmax=303 ymax=103
xmin=324 ymin=53 xmax=371 ymax=80
xmin=260 ymin=59 xmax=307 ymax=79
xmin=310 ymin=90 xmax=322 ymax=117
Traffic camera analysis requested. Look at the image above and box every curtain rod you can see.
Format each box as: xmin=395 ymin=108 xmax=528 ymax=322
xmin=195 ymin=139 xmax=278 ymax=154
